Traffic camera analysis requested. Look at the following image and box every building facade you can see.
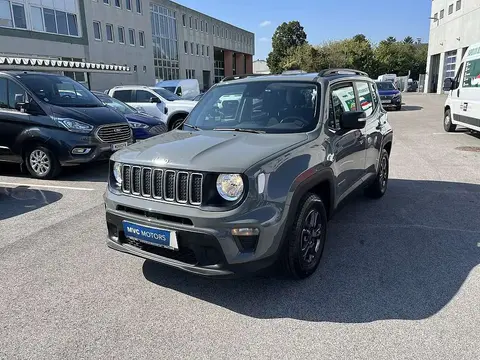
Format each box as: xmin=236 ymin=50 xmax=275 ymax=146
xmin=0 ymin=0 xmax=254 ymax=91
xmin=425 ymin=0 xmax=480 ymax=93
xmin=253 ymin=59 xmax=270 ymax=74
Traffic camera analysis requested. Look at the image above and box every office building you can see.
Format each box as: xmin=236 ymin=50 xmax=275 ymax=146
xmin=425 ymin=0 xmax=480 ymax=93
xmin=0 ymin=0 xmax=254 ymax=91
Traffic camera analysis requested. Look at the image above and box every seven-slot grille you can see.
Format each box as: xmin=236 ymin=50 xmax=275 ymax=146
xmin=96 ymin=123 xmax=132 ymax=143
xmin=122 ymin=165 xmax=203 ymax=206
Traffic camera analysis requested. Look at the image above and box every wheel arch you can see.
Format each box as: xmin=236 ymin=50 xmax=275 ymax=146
xmin=167 ymin=111 xmax=189 ymax=130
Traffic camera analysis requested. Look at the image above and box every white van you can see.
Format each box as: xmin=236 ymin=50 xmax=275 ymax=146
xmin=155 ymin=79 xmax=200 ymax=100
xmin=443 ymin=42 xmax=480 ymax=132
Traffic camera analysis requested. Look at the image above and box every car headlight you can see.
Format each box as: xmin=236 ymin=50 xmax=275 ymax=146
xmin=216 ymin=174 xmax=244 ymax=201
xmin=113 ymin=162 xmax=122 ymax=186
xmin=393 ymin=92 xmax=401 ymax=98
xmin=127 ymin=120 xmax=149 ymax=129
xmin=52 ymin=117 xmax=94 ymax=133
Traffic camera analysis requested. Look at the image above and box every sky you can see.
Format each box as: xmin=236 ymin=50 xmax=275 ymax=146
xmin=175 ymin=0 xmax=432 ymax=60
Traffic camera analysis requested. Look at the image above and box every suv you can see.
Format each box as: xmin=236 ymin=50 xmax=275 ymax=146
xmin=107 ymin=85 xmax=197 ymax=130
xmin=104 ymin=69 xmax=393 ymax=279
xmin=0 ymin=71 xmax=133 ymax=179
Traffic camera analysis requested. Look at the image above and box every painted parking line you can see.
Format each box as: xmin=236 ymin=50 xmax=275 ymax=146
xmin=0 ymin=181 xmax=95 ymax=191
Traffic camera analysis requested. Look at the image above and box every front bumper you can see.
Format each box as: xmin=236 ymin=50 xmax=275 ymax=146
xmin=104 ymin=189 xmax=287 ymax=277
xmin=381 ymin=96 xmax=402 ymax=108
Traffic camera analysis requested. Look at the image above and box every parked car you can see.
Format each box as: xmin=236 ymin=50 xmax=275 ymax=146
xmin=407 ymin=80 xmax=418 ymax=92
xmin=376 ymin=81 xmax=402 ymax=110
xmin=92 ymin=91 xmax=167 ymax=140
xmin=0 ymin=71 xmax=133 ymax=179
xmin=155 ymin=79 xmax=200 ymax=100
xmin=107 ymin=85 xmax=197 ymax=130
xmin=104 ymin=69 xmax=393 ymax=280
xmin=443 ymin=41 xmax=480 ymax=133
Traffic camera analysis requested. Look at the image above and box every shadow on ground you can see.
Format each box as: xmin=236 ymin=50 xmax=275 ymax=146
xmin=143 ymin=178 xmax=480 ymax=323
xmin=0 ymin=162 xmax=109 ymax=183
xmin=0 ymin=186 xmax=63 ymax=220
xmin=400 ymin=105 xmax=423 ymax=111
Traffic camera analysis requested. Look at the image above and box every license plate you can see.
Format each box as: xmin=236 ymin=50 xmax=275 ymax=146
xmin=122 ymin=221 xmax=179 ymax=250
xmin=381 ymin=100 xmax=391 ymax=104
xmin=111 ymin=142 xmax=128 ymax=151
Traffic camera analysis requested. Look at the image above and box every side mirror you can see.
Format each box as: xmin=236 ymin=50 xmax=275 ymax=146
xmin=340 ymin=111 xmax=366 ymax=130
xmin=150 ymin=97 xmax=160 ymax=103
xmin=443 ymin=77 xmax=454 ymax=91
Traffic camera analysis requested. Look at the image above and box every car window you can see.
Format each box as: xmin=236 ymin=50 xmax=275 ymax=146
xmin=185 ymin=81 xmax=319 ymax=134
xmin=8 ymin=80 xmax=27 ymax=110
xmin=97 ymin=94 xmax=135 ymax=115
xmin=0 ymin=78 xmax=7 ymax=109
xmin=454 ymin=63 xmax=464 ymax=88
xmin=112 ymin=90 xmax=133 ymax=102
xmin=376 ymin=81 xmax=396 ymax=90
xmin=355 ymin=82 xmax=374 ymax=117
xmin=369 ymin=82 xmax=379 ymax=112
xmin=462 ymin=58 xmax=480 ymax=88
xmin=329 ymin=83 xmax=356 ymax=129
xmin=136 ymin=90 xmax=155 ymax=103
xmin=151 ymin=87 xmax=181 ymax=101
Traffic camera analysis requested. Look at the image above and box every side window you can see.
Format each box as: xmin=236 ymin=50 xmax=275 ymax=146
xmin=112 ymin=90 xmax=133 ymax=102
xmin=454 ymin=63 xmax=464 ymax=89
xmin=8 ymin=80 xmax=27 ymax=110
xmin=462 ymin=59 xmax=480 ymax=88
xmin=369 ymin=82 xmax=379 ymax=112
xmin=328 ymin=83 xmax=356 ymax=129
xmin=136 ymin=90 xmax=155 ymax=102
xmin=175 ymin=87 xmax=182 ymax=96
xmin=0 ymin=78 xmax=7 ymax=109
xmin=355 ymin=82 xmax=374 ymax=117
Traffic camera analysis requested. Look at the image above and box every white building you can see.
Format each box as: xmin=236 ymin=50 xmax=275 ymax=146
xmin=425 ymin=0 xmax=480 ymax=93
xmin=253 ymin=59 xmax=270 ymax=74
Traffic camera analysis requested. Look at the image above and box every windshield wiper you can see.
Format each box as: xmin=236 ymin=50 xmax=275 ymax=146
xmin=213 ymin=128 xmax=265 ymax=134
xmin=182 ymin=123 xmax=202 ymax=131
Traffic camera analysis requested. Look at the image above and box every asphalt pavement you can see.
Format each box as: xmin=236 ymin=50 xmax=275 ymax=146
xmin=1 ymin=93 xmax=479 ymax=359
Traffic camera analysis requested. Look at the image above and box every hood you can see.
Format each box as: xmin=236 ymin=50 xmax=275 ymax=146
xmin=378 ymin=89 xmax=401 ymax=96
xmin=51 ymin=105 xmax=128 ymax=126
xmin=124 ymin=112 xmax=162 ymax=126
xmin=112 ymin=130 xmax=308 ymax=173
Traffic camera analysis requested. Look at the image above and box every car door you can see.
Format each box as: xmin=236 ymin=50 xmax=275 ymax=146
xmin=355 ymin=80 xmax=383 ymax=177
xmin=133 ymin=89 xmax=166 ymax=119
xmin=449 ymin=62 xmax=465 ymax=122
xmin=0 ymin=77 xmax=32 ymax=163
xmin=327 ymin=81 xmax=367 ymax=200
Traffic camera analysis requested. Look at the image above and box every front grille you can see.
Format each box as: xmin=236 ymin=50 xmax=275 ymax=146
xmin=381 ymin=95 xmax=393 ymax=100
xmin=122 ymin=164 xmax=203 ymax=206
xmin=96 ymin=123 xmax=132 ymax=143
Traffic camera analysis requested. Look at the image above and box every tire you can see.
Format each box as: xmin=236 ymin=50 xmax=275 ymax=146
xmin=24 ymin=145 xmax=61 ymax=179
xmin=444 ymin=109 xmax=456 ymax=132
xmin=396 ymin=105 xmax=402 ymax=111
xmin=169 ymin=116 xmax=185 ymax=131
xmin=282 ymin=193 xmax=327 ymax=280
xmin=365 ymin=148 xmax=389 ymax=199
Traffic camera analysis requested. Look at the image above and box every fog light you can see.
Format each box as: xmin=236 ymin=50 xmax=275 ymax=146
xmin=231 ymin=228 xmax=260 ymax=236
xmin=72 ymin=147 xmax=91 ymax=154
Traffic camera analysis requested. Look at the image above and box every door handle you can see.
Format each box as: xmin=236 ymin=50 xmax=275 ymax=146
xmin=457 ymin=89 xmax=460 ymax=97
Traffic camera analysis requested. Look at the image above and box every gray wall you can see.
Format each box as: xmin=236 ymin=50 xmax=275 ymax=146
xmin=83 ymin=0 xmax=155 ymax=91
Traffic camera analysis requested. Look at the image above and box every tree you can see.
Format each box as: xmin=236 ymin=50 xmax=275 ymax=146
xmin=266 ymin=21 xmax=307 ymax=73
xmin=280 ymin=44 xmax=324 ymax=73
xmin=403 ymin=36 xmax=414 ymax=44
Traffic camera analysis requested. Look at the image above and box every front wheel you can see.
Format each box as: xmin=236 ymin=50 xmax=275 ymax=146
xmin=282 ymin=193 xmax=327 ymax=279
xmin=444 ymin=109 xmax=456 ymax=132
xmin=169 ymin=117 xmax=185 ymax=131
xmin=396 ymin=105 xmax=402 ymax=111
xmin=25 ymin=146 xmax=61 ymax=179
xmin=365 ymin=148 xmax=389 ymax=199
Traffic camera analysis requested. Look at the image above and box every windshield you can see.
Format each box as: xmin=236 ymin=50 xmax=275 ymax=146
xmin=97 ymin=94 xmax=136 ymax=115
xmin=17 ymin=74 xmax=103 ymax=107
xmin=376 ymin=81 xmax=396 ymax=90
xmin=185 ymin=81 xmax=319 ymax=134
xmin=151 ymin=87 xmax=181 ymax=101
xmin=160 ymin=86 xmax=176 ymax=93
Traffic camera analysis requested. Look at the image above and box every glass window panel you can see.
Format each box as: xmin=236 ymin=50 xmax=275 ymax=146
xmin=12 ymin=4 xmax=26 ymax=29
xmin=31 ymin=6 xmax=44 ymax=31
xmin=43 ymin=8 xmax=57 ymax=33
xmin=67 ymin=13 xmax=78 ymax=36
xmin=55 ymin=10 xmax=68 ymax=35
xmin=0 ymin=0 xmax=13 ymax=28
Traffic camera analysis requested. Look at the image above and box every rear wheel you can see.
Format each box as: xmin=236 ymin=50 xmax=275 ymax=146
xmin=25 ymin=145 xmax=61 ymax=179
xmin=282 ymin=193 xmax=327 ymax=280
xmin=444 ymin=109 xmax=456 ymax=132
xmin=396 ymin=104 xmax=402 ymax=111
xmin=365 ymin=148 xmax=389 ymax=199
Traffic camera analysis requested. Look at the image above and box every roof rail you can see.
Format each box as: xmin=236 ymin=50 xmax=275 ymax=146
xmin=220 ymin=74 xmax=267 ymax=82
xmin=317 ymin=68 xmax=369 ymax=77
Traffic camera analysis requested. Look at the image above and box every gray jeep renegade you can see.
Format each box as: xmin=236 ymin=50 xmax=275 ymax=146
xmin=104 ymin=69 xmax=393 ymax=279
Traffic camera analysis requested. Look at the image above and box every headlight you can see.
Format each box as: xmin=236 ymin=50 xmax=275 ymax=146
xmin=113 ymin=162 xmax=122 ymax=185
xmin=216 ymin=174 xmax=244 ymax=201
xmin=52 ymin=117 xmax=93 ymax=133
xmin=127 ymin=120 xmax=149 ymax=129
xmin=393 ymin=92 xmax=401 ymax=98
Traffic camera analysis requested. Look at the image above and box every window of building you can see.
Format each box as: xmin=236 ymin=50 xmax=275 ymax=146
xmin=182 ymin=14 xmax=186 ymax=26
xmin=128 ymin=28 xmax=135 ymax=45
xmin=93 ymin=21 xmax=102 ymax=40
xmin=205 ymin=21 xmax=208 ymax=33
xmin=139 ymin=30 xmax=145 ymax=47
xmin=202 ymin=44 xmax=204 ymax=56
xmin=448 ymin=4 xmax=453 ymax=14
xmin=135 ymin=0 xmax=141 ymax=13
xmin=143 ymin=65 xmax=147 ymax=73
xmin=114 ymin=0 xmax=121 ymax=7
xmin=190 ymin=42 xmax=194 ymax=55
xmin=186 ymin=69 xmax=195 ymax=79
xmin=214 ymin=48 xmax=224 ymax=83
xmin=55 ymin=10 xmax=68 ymax=35
xmin=196 ymin=44 xmax=200 ymax=56
xmin=125 ymin=0 xmax=131 ymax=11
xmin=206 ymin=46 xmax=209 ymax=57
xmin=0 ymin=0 xmax=13 ymax=27
xmin=11 ymin=3 xmax=26 ymax=29
xmin=189 ymin=16 xmax=192 ymax=28
xmin=200 ymin=20 xmax=203 ymax=32
xmin=195 ymin=18 xmax=197 ymax=30
xmin=133 ymin=65 xmax=138 ymax=72
xmin=443 ymin=50 xmax=457 ymax=85
xmin=433 ymin=12 xmax=438 ymax=20
xmin=118 ymin=26 xmax=125 ymax=43
xmin=184 ymin=41 xmax=188 ymax=54
xmin=440 ymin=9 xmax=444 ymax=18
xmin=31 ymin=6 xmax=44 ymax=31
xmin=43 ymin=8 xmax=56 ymax=32
xmin=212 ymin=24 xmax=215 ymax=35
xmin=456 ymin=0 xmax=461 ymax=11
xmin=106 ymin=23 xmax=114 ymax=42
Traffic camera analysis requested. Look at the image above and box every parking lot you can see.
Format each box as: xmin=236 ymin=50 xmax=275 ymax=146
xmin=1 ymin=93 xmax=479 ymax=359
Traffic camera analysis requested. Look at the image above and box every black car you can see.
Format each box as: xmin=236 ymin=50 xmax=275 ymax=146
xmin=0 ymin=71 xmax=133 ymax=179
xmin=92 ymin=91 xmax=167 ymax=140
